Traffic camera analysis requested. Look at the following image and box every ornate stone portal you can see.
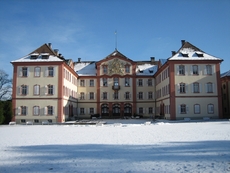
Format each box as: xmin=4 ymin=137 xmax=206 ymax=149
xmin=108 ymin=58 xmax=124 ymax=75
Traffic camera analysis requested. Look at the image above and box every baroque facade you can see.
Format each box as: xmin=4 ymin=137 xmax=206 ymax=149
xmin=11 ymin=40 xmax=223 ymax=124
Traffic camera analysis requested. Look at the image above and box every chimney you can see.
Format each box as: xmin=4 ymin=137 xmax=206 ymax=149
xmin=59 ymin=53 xmax=62 ymax=57
xmin=171 ymin=51 xmax=176 ymax=56
xmin=54 ymin=49 xmax=59 ymax=55
xmin=150 ymin=57 xmax=155 ymax=62
xmin=181 ymin=40 xmax=185 ymax=45
xmin=48 ymin=43 xmax=52 ymax=48
xmin=78 ymin=58 xmax=81 ymax=62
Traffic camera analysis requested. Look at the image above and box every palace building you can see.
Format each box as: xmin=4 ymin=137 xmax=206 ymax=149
xmin=11 ymin=40 xmax=223 ymax=124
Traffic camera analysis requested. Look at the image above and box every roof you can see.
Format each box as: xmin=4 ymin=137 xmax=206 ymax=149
xmin=136 ymin=64 xmax=157 ymax=76
xmin=74 ymin=62 xmax=96 ymax=76
xmin=168 ymin=41 xmax=223 ymax=61
xmin=221 ymin=70 xmax=230 ymax=78
xmin=11 ymin=55 xmax=63 ymax=63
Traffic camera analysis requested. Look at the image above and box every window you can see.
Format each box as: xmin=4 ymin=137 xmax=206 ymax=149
xmin=179 ymin=65 xmax=185 ymax=75
xmin=103 ymin=78 xmax=108 ymax=87
xmin=180 ymin=83 xmax=186 ymax=93
xmin=139 ymin=107 xmax=143 ymax=114
xmin=80 ymin=80 xmax=85 ymax=87
xmin=149 ymin=107 xmax=153 ymax=114
xmin=207 ymin=104 xmax=214 ymax=114
xmin=89 ymin=80 xmax=94 ymax=87
xmin=34 ymin=67 xmax=40 ymax=77
xmin=148 ymin=79 xmax=153 ymax=86
xmin=80 ymin=108 xmax=85 ymax=115
xmin=103 ymin=65 xmax=108 ymax=74
xmin=114 ymin=91 xmax=119 ymax=99
xmin=125 ymin=92 xmax=130 ymax=100
xmin=114 ymin=78 xmax=119 ymax=86
xmin=48 ymin=119 xmax=52 ymax=123
xmin=148 ymin=92 xmax=153 ymax=99
xmin=21 ymin=106 xmax=27 ymax=115
xmin=89 ymin=92 xmax=94 ymax=100
xmin=125 ymin=65 xmax=130 ymax=73
xmin=34 ymin=119 xmax=39 ymax=123
xmin=125 ymin=78 xmax=130 ymax=86
xmin=206 ymin=83 xmax=213 ymax=93
xmin=89 ymin=108 xmax=94 ymax=114
xmin=192 ymin=65 xmax=198 ymax=75
xmin=33 ymin=106 xmax=39 ymax=115
xmin=138 ymin=92 xmax=143 ymax=99
xmin=102 ymin=92 xmax=107 ymax=100
xmin=48 ymin=85 xmax=54 ymax=95
xmin=138 ymin=79 xmax=143 ymax=86
xmin=206 ymin=65 xmax=212 ymax=75
xmin=47 ymin=106 xmax=53 ymax=115
xmin=48 ymin=67 xmax=54 ymax=77
xmin=193 ymin=83 xmax=200 ymax=93
xmin=80 ymin=92 xmax=85 ymax=100
xmin=180 ymin=104 xmax=186 ymax=114
xmin=33 ymin=85 xmax=40 ymax=95
xmin=194 ymin=104 xmax=200 ymax=114
xmin=22 ymin=67 xmax=28 ymax=77
xmin=21 ymin=85 xmax=28 ymax=95
xmin=21 ymin=119 xmax=26 ymax=123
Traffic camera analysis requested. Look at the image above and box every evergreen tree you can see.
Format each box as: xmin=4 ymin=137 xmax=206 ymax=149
xmin=0 ymin=102 xmax=4 ymax=124
xmin=3 ymin=100 xmax=12 ymax=124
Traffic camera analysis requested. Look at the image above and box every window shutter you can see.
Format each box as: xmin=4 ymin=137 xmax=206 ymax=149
xmin=212 ymin=65 xmax=215 ymax=74
xmin=213 ymin=83 xmax=215 ymax=93
xmin=185 ymin=84 xmax=188 ymax=93
xmin=100 ymin=78 xmax=103 ymax=86
xmin=186 ymin=105 xmax=189 ymax=114
xmin=88 ymin=92 xmax=90 ymax=99
xmin=53 ymin=67 xmax=55 ymax=76
xmin=26 ymin=85 xmax=29 ymax=95
xmin=108 ymin=93 xmax=109 ymax=99
xmin=177 ymin=84 xmax=180 ymax=93
xmin=26 ymin=106 xmax=28 ymax=115
xmin=190 ymin=65 xmax=193 ymax=75
xmin=19 ymin=67 xmax=22 ymax=77
xmin=204 ymin=66 xmax=207 ymax=75
xmin=45 ymin=85 xmax=48 ymax=95
xmin=178 ymin=106 xmax=181 ymax=114
xmin=130 ymin=93 xmax=131 ymax=99
xmin=27 ymin=67 xmax=30 ymax=77
xmin=17 ymin=86 xmax=21 ymax=95
xmin=18 ymin=107 xmax=21 ymax=115
xmin=191 ymin=84 xmax=194 ymax=93
xmin=143 ymin=108 xmax=145 ymax=113
xmin=176 ymin=65 xmax=179 ymax=75
xmin=185 ymin=66 xmax=187 ymax=75
xmin=88 ymin=108 xmax=90 ymax=115
xmin=45 ymin=67 xmax=48 ymax=77
xmin=84 ymin=108 xmax=86 ymax=114
xmin=205 ymin=83 xmax=208 ymax=93
xmin=137 ymin=93 xmax=139 ymax=99
xmin=124 ymin=93 xmax=126 ymax=99
xmin=53 ymin=85 xmax=55 ymax=95
xmin=52 ymin=106 xmax=55 ymax=115
xmin=44 ymin=107 xmax=47 ymax=115
xmin=197 ymin=65 xmax=200 ymax=75
xmin=199 ymin=84 xmax=202 ymax=93
xmin=130 ymin=78 xmax=132 ymax=87
xmin=137 ymin=79 xmax=139 ymax=86
xmin=94 ymin=93 xmax=95 ymax=100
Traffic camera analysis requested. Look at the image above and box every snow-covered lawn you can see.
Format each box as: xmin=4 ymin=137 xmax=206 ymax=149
xmin=0 ymin=119 xmax=230 ymax=173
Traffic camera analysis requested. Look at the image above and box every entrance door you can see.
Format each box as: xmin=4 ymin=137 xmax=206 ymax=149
xmin=124 ymin=104 xmax=132 ymax=117
xmin=112 ymin=104 xmax=120 ymax=117
xmin=101 ymin=104 xmax=109 ymax=118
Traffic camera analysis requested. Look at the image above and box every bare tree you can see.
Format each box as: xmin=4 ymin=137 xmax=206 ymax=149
xmin=0 ymin=70 xmax=12 ymax=100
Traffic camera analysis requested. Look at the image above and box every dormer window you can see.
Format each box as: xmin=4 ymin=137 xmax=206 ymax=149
xmin=181 ymin=53 xmax=189 ymax=57
xmin=139 ymin=70 xmax=143 ymax=73
xmin=41 ymin=53 xmax=49 ymax=59
xmin=149 ymin=70 xmax=153 ymax=73
xmin=30 ymin=53 xmax=39 ymax=59
xmin=196 ymin=52 xmax=204 ymax=57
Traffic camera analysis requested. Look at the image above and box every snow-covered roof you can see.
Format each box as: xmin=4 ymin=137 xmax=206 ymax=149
xmin=168 ymin=48 xmax=222 ymax=61
xmin=11 ymin=54 xmax=63 ymax=63
xmin=136 ymin=64 xmax=157 ymax=76
xmin=74 ymin=62 xmax=96 ymax=76
xmin=221 ymin=70 xmax=230 ymax=78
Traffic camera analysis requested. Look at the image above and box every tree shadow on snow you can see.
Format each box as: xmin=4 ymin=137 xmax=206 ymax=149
xmin=1 ymin=140 xmax=230 ymax=173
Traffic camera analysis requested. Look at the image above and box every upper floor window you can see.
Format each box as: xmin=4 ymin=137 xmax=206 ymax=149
xmin=80 ymin=80 xmax=85 ymax=87
xmin=114 ymin=78 xmax=119 ymax=86
xmin=89 ymin=80 xmax=94 ymax=87
xmin=102 ymin=92 xmax=107 ymax=100
xmin=80 ymin=92 xmax=85 ymax=100
xmin=193 ymin=83 xmax=200 ymax=93
xmin=138 ymin=92 xmax=143 ymax=99
xmin=125 ymin=78 xmax=130 ymax=87
xmin=206 ymin=83 xmax=213 ymax=93
xmin=80 ymin=108 xmax=85 ymax=115
xmin=21 ymin=106 xmax=27 ymax=115
xmin=179 ymin=65 xmax=185 ymax=75
xmin=89 ymin=92 xmax=94 ymax=100
xmin=89 ymin=108 xmax=94 ymax=114
xmin=207 ymin=104 xmax=214 ymax=114
xmin=103 ymin=78 xmax=108 ymax=87
xmin=194 ymin=104 xmax=200 ymax=114
xmin=139 ymin=107 xmax=144 ymax=114
xmin=180 ymin=104 xmax=187 ymax=114
xmin=21 ymin=85 xmax=28 ymax=95
xmin=114 ymin=91 xmax=119 ymax=100
xmin=22 ymin=67 xmax=28 ymax=77
xmin=148 ymin=107 xmax=153 ymax=114
xmin=125 ymin=92 xmax=130 ymax=100
xmin=33 ymin=85 xmax=40 ymax=95
xmin=47 ymin=106 xmax=54 ymax=115
xmin=48 ymin=67 xmax=54 ymax=77
xmin=48 ymin=85 xmax=54 ymax=95
xmin=125 ymin=65 xmax=130 ymax=73
xmin=103 ymin=65 xmax=108 ymax=74
xmin=206 ymin=65 xmax=212 ymax=75
xmin=33 ymin=106 xmax=40 ymax=116
xmin=34 ymin=67 xmax=40 ymax=77
xmin=192 ymin=65 xmax=199 ymax=75
xmin=148 ymin=92 xmax=153 ymax=99
xmin=148 ymin=79 xmax=153 ymax=86
xmin=179 ymin=83 xmax=186 ymax=93
xmin=138 ymin=79 xmax=143 ymax=86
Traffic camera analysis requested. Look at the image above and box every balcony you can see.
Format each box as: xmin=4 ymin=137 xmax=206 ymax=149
xmin=112 ymin=83 xmax=120 ymax=90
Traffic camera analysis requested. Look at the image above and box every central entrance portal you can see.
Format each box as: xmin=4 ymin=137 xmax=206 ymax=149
xmin=112 ymin=104 xmax=120 ymax=117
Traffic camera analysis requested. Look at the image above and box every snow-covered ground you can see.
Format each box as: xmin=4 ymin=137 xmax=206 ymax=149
xmin=0 ymin=119 xmax=230 ymax=173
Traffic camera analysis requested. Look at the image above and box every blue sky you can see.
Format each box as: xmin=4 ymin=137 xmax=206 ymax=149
xmin=0 ymin=0 xmax=229 ymax=78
